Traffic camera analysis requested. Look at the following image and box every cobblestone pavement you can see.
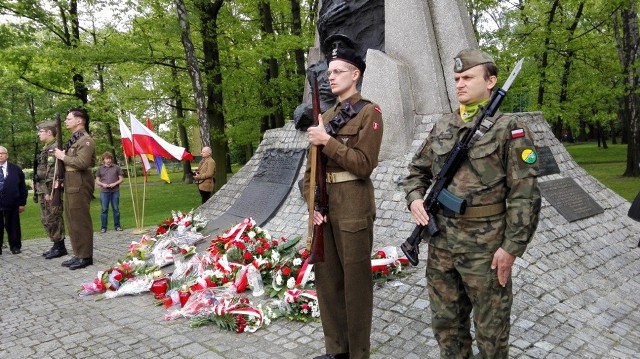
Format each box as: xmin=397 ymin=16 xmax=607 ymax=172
xmin=1 ymin=225 xmax=639 ymax=359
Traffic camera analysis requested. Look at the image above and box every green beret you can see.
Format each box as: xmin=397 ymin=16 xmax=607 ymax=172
xmin=37 ymin=120 xmax=56 ymax=130
xmin=453 ymin=48 xmax=495 ymax=73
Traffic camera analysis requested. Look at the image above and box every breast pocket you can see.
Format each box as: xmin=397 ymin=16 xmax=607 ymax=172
xmin=336 ymin=124 xmax=360 ymax=147
xmin=468 ymin=141 xmax=505 ymax=185
xmin=431 ymin=139 xmax=455 ymax=175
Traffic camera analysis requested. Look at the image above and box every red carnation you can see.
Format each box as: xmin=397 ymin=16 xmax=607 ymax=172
xmin=376 ymin=250 xmax=386 ymax=258
xmin=256 ymin=247 xmax=265 ymax=255
xmin=282 ymin=266 xmax=291 ymax=276
xmin=243 ymin=251 xmax=253 ymax=261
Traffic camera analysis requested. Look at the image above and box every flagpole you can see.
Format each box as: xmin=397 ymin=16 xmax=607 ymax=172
xmin=123 ymin=154 xmax=140 ymax=230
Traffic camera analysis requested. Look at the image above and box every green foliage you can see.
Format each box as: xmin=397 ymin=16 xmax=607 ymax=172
xmin=0 ymin=0 xmax=316 ymax=167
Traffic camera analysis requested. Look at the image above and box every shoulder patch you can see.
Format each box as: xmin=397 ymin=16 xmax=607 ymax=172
xmin=374 ymin=105 xmax=382 ymax=114
xmin=511 ymin=128 xmax=525 ymax=139
xmin=521 ymin=148 xmax=537 ymax=164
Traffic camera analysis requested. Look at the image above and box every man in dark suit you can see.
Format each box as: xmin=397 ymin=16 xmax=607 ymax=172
xmin=0 ymin=146 xmax=28 ymax=254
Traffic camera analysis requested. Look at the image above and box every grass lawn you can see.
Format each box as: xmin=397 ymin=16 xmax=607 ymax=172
xmin=564 ymin=142 xmax=640 ymax=202
xmin=21 ymin=171 xmax=202 ymax=240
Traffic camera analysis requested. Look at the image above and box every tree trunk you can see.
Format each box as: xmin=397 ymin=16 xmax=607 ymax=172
xmin=170 ymin=61 xmax=194 ymax=183
xmin=537 ymin=0 xmax=560 ymax=107
xmin=259 ymin=1 xmax=285 ymax=130
xmin=174 ymin=0 xmax=211 ymax=152
xmin=614 ymin=3 xmax=640 ymax=176
xmin=556 ymin=2 xmax=584 ymax=140
xmin=291 ymin=0 xmax=306 ymax=103
xmin=197 ymin=0 xmax=227 ymax=188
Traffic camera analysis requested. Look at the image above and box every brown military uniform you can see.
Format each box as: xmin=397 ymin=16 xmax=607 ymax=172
xmin=62 ymin=131 xmax=96 ymax=259
xmin=37 ymin=141 xmax=65 ymax=242
xmin=303 ymin=93 xmax=383 ymax=359
xmin=404 ymin=110 xmax=541 ymax=358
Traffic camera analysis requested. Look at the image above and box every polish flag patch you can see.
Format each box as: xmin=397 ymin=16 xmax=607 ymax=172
xmin=372 ymin=122 xmax=380 ymax=131
xmin=374 ymin=105 xmax=382 ymax=114
xmin=511 ymin=128 xmax=525 ymax=139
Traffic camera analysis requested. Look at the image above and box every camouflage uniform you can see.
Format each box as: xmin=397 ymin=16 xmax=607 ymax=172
xmin=404 ymin=110 xmax=541 ymax=358
xmin=37 ymin=140 xmax=65 ymax=243
xmin=303 ymin=92 xmax=383 ymax=359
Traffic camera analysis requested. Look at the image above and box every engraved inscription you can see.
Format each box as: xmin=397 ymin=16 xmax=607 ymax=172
xmin=537 ymin=146 xmax=560 ymax=176
xmin=539 ymin=178 xmax=604 ymax=222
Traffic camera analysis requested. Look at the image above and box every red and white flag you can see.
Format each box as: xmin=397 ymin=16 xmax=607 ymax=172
xmin=119 ymin=118 xmax=151 ymax=175
xmin=130 ymin=117 xmax=194 ymax=161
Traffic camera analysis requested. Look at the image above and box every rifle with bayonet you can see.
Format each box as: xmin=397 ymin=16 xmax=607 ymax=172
xmin=32 ymin=136 xmax=39 ymax=203
xmin=306 ymin=73 xmax=327 ymax=264
xmin=400 ymin=59 xmax=524 ymax=266
xmin=51 ymin=113 xmax=64 ymax=207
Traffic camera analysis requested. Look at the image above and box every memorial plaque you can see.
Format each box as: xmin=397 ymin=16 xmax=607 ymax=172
xmin=205 ymin=149 xmax=305 ymax=234
xmin=539 ymin=178 xmax=604 ymax=222
xmin=537 ymin=146 xmax=560 ymax=176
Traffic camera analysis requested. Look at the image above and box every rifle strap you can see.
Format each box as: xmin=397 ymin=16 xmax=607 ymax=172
xmin=64 ymin=131 xmax=86 ymax=150
xmin=469 ymin=113 xmax=500 ymax=147
xmin=324 ymin=99 xmax=370 ymax=137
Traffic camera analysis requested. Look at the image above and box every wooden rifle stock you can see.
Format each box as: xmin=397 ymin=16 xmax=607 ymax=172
xmin=51 ymin=113 xmax=64 ymax=207
xmin=307 ymin=76 xmax=326 ymax=264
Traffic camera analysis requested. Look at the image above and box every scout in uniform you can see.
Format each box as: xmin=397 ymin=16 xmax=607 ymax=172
xmin=403 ymin=48 xmax=542 ymax=358
xmin=55 ymin=108 xmax=96 ymax=270
xmin=36 ymin=120 xmax=67 ymax=259
xmin=304 ymin=37 xmax=384 ymax=359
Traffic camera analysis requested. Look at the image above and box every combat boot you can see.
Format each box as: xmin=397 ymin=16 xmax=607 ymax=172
xmin=45 ymin=240 xmax=68 ymax=259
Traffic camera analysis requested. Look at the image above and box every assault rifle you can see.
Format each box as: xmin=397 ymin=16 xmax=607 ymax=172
xmin=400 ymin=59 xmax=524 ymax=266
xmin=32 ymin=136 xmax=39 ymax=203
xmin=306 ymin=74 xmax=327 ymax=264
xmin=51 ymin=113 xmax=64 ymax=207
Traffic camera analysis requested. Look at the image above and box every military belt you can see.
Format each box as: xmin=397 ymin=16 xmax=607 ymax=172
xmin=326 ymin=171 xmax=359 ymax=184
xmin=442 ymin=202 xmax=505 ymax=218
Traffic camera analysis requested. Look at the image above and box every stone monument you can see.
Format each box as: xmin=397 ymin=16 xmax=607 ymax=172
xmin=196 ymin=2 xmax=640 ymax=354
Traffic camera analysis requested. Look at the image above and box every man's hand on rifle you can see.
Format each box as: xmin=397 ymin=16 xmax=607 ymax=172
xmin=410 ymin=199 xmax=430 ymax=226
xmin=54 ymin=148 xmax=65 ymax=160
xmin=312 ymin=210 xmax=328 ymax=226
xmin=307 ymin=115 xmax=330 ymax=146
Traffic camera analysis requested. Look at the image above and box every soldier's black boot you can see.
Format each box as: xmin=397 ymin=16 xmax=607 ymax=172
xmin=45 ymin=240 xmax=68 ymax=259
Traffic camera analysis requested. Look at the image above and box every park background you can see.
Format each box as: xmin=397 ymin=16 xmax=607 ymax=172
xmin=0 ymin=1 xmax=639 ymax=239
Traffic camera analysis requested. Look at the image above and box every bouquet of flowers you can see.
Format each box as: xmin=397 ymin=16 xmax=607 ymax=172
xmin=189 ymin=296 xmax=271 ymax=333
xmin=268 ymin=248 xmax=314 ymax=298
xmin=270 ymin=288 xmax=320 ymax=322
xmin=78 ymin=258 xmax=155 ymax=297
xmin=155 ymin=209 xmax=207 ymax=236
xmin=371 ymin=246 xmax=410 ymax=284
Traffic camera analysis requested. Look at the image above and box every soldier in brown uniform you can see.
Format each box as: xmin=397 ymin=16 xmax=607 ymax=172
xmin=193 ymin=146 xmax=216 ymax=204
xmin=304 ymin=41 xmax=383 ymax=359
xmin=403 ymin=49 xmax=541 ymax=358
xmin=36 ymin=120 xmax=67 ymax=259
xmin=54 ymin=108 xmax=96 ymax=270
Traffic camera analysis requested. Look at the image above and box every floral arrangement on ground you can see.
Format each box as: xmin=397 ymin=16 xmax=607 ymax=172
xmin=78 ymin=210 xmax=412 ymax=333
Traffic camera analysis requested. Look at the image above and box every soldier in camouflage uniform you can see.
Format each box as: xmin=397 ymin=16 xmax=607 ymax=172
xmin=36 ymin=120 xmax=67 ymax=259
xmin=403 ymin=49 xmax=541 ymax=358
xmin=304 ymin=38 xmax=383 ymax=359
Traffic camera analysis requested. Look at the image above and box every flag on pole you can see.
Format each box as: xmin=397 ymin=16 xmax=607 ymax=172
xmin=130 ymin=117 xmax=194 ymax=161
xmin=146 ymin=118 xmax=172 ymax=183
xmin=119 ymin=118 xmax=151 ymax=178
